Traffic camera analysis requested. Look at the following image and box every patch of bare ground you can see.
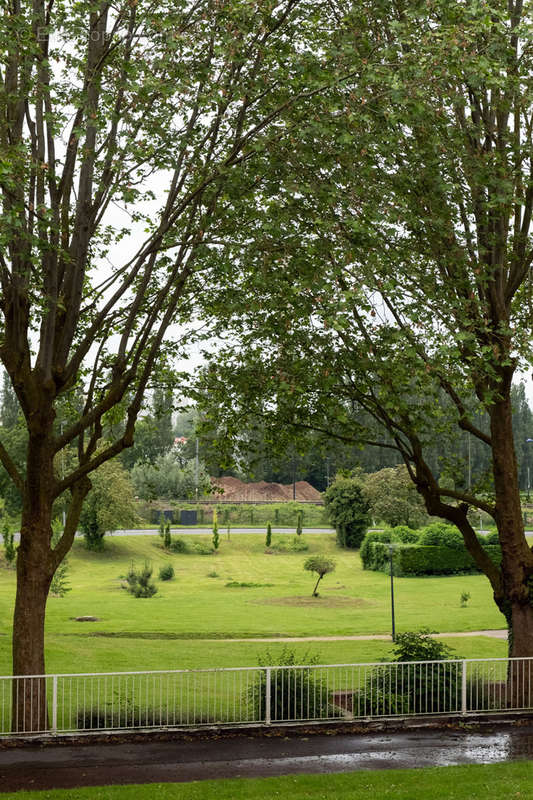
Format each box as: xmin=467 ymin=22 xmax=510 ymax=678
xmin=256 ymin=596 xmax=370 ymax=608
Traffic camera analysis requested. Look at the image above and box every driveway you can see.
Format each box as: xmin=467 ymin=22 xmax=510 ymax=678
xmin=1 ymin=723 xmax=533 ymax=792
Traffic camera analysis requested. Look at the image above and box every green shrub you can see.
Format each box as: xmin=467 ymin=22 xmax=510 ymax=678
xmin=206 ymin=570 xmax=219 ymax=578
xmin=296 ymin=510 xmax=303 ymax=536
xmin=266 ymin=521 xmax=272 ymax=547
xmin=360 ymin=529 xmax=395 ymax=569
xmin=124 ymin=562 xmax=158 ymax=597
xmin=370 ymin=542 xmax=501 ymax=576
xmin=225 ymin=581 xmax=272 ymax=588
xmin=390 ymin=525 xmax=420 ymax=543
xmin=246 ymin=648 xmax=335 ymax=722
xmin=191 ymin=541 xmax=213 ymax=555
xmin=212 ymin=508 xmax=220 ymax=550
xmin=269 ymin=536 xmax=309 ymax=553
xmin=324 ymin=477 xmax=370 ymax=549
xmin=170 ymin=537 xmax=189 ymax=553
xmin=159 ymin=564 xmax=175 ymax=581
xmin=357 ymin=630 xmax=461 ymax=716
xmin=418 ymin=522 xmax=464 ymax=549
xmin=484 ymin=530 xmax=500 ymax=545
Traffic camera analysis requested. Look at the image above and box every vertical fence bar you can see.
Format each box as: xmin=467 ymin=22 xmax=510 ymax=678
xmin=265 ymin=667 xmax=271 ymax=725
xmin=461 ymin=660 xmax=467 ymax=714
xmin=51 ymin=675 xmax=58 ymax=734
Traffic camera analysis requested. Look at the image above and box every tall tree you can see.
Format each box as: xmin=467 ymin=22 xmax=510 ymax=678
xmin=197 ymin=1 xmax=533 ymax=670
xmin=0 ymin=0 xmax=335 ymax=731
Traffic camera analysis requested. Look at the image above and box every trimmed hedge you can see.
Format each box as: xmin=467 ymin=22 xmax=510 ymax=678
xmin=370 ymin=542 xmax=502 ymax=576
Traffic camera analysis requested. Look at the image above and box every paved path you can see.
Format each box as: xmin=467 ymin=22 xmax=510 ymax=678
xmin=216 ymin=629 xmax=508 ymax=643
xmin=1 ymin=724 xmax=533 ymax=792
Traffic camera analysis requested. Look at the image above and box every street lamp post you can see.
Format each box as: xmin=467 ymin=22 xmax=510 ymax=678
xmin=388 ymin=543 xmax=396 ymax=642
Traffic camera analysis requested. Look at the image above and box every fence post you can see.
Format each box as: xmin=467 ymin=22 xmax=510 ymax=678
xmin=51 ymin=675 xmax=58 ymax=734
xmin=265 ymin=668 xmax=271 ymax=725
xmin=461 ymin=660 xmax=467 ymax=714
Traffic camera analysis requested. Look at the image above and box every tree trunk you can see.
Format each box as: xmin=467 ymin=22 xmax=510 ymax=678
xmin=507 ymin=603 xmax=533 ymax=709
xmin=11 ymin=422 xmax=56 ymax=734
xmin=11 ymin=518 xmax=54 ymax=733
xmin=489 ymin=389 xmax=533 ymax=705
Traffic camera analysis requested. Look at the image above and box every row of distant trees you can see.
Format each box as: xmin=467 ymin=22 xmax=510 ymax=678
xmin=1 ymin=372 xmax=532 ymax=519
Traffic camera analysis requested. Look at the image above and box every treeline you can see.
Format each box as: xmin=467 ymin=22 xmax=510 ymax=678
xmin=0 ymin=374 xmax=532 ymax=520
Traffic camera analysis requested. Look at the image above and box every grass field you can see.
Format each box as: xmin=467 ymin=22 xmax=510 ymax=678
xmin=0 ymin=533 xmax=508 ymax=676
xmin=2 ymin=763 xmax=533 ymax=799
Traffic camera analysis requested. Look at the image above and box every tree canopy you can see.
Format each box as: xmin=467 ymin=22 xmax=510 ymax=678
xmin=197 ymin=0 xmax=533 ymax=665
xmin=0 ymin=0 xmax=341 ymax=731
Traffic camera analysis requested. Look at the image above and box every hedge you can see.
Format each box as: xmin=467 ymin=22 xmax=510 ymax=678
xmin=369 ymin=542 xmax=502 ymax=576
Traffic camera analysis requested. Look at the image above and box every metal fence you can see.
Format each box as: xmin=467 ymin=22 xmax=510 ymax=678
xmin=1 ymin=657 xmax=533 ymax=736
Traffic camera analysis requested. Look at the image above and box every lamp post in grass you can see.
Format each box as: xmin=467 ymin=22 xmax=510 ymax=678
xmin=388 ymin=543 xmax=396 ymax=643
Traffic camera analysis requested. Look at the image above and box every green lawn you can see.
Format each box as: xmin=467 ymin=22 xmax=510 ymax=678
xmin=3 ymin=763 xmax=533 ymax=799
xmin=0 ymin=533 xmax=508 ymax=676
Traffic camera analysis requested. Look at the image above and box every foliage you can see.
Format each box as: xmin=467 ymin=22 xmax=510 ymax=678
xmin=363 ymin=466 xmax=428 ymax=529
xmin=265 ymin=522 xmax=272 ymax=548
xmin=191 ymin=541 xmax=214 ymax=556
xmin=268 ymin=536 xmax=309 ymax=553
xmin=124 ymin=562 xmax=158 ymax=598
xmin=303 ymin=555 xmax=336 ymax=596
xmin=359 ymin=530 xmax=396 ymax=570
xmin=169 ymin=537 xmax=189 ymax=554
xmin=369 ymin=542 xmax=502 ymax=577
xmin=389 ymin=526 xmax=420 ymax=544
xmin=324 ymin=477 xmax=370 ymax=549
xmin=49 ymin=520 xmax=71 ymax=597
xmin=193 ymin=1 xmax=533 ymax=657
xmin=418 ymin=523 xmax=465 ymax=550
xmin=246 ymin=647 xmax=331 ymax=722
xmin=460 ymin=591 xmax=471 ymax=608
xmin=159 ymin=564 xmax=175 ymax=582
xmin=80 ymin=460 xmax=139 ymax=551
xmin=296 ymin=511 xmax=303 ymax=536
xmin=212 ymin=508 xmax=220 ymax=551
xmin=131 ymin=453 xmax=211 ymax=502
xmin=1 ymin=518 xmax=16 ymax=566
xmin=358 ymin=630 xmax=460 ymax=716
xmin=0 ymin=0 xmax=335 ymax=692
xmin=163 ymin=522 xmax=172 ymax=551
xmin=391 ymin=629 xmax=457 ymax=664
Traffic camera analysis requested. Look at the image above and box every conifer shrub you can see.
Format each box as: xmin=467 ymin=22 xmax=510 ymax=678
xmin=159 ymin=564 xmax=175 ymax=581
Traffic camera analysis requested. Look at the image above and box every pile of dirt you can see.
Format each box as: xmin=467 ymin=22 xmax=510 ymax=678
xmin=212 ymin=476 xmax=322 ymax=503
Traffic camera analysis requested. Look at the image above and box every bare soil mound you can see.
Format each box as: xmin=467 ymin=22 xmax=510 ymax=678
xmin=212 ymin=476 xmax=322 ymax=502
xmin=257 ymin=596 xmax=369 ymax=608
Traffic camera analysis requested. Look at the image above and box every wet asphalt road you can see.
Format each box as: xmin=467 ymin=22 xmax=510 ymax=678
xmin=2 ymin=725 xmax=533 ymax=792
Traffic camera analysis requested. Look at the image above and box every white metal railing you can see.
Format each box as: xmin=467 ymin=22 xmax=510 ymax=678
xmin=1 ymin=657 xmax=533 ymax=736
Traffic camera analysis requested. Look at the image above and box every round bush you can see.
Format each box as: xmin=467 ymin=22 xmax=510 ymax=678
xmin=418 ymin=523 xmax=464 ymax=550
xmin=390 ymin=525 xmax=420 ymax=544
xmin=484 ymin=530 xmax=499 ymax=545
xmin=159 ymin=564 xmax=175 ymax=581
xmin=360 ymin=529 xmax=395 ymax=569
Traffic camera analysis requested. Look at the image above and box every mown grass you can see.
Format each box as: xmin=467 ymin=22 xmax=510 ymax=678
xmin=3 ymin=762 xmax=533 ymax=800
xmin=0 ymin=533 xmax=508 ymax=675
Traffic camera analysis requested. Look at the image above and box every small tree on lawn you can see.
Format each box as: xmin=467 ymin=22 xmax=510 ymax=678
xmin=212 ymin=508 xmax=220 ymax=551
xmin=163 ymin=521 xmax=172 ymax=551
xmin=79 ymin=460 xmax=138 ymax=551
xmin=296 ymin=510 xmax=303 ymax=536
xmin=324 ymin=477 xmax=371 ymax=549
xmin=304 ymin=556 xmax=336 ymax=597
xmin=266 ymin=521 xmax=272 ymax=547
